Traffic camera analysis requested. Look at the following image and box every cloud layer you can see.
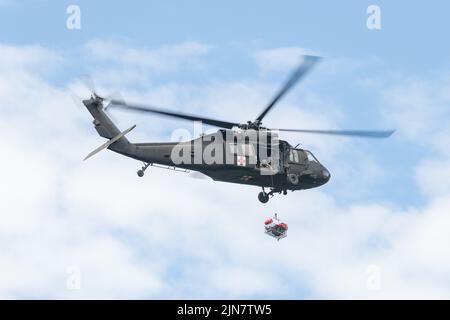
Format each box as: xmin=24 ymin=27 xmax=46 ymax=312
xmin=1 ymin=42 xmax=450 ymax=299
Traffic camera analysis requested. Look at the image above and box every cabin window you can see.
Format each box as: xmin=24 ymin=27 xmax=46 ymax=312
xmin=229 ymin=143 xmax=238 ymax=155
xmin=228 ymin=143 xmax=255 ymax=157
xmin=243 ymin=144 xmax=256 ymax=157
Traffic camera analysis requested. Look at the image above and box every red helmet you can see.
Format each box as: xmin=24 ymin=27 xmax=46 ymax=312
xmin=264 ymin=218 xmax=273 ymax=225
xmin=278 ymin=223 xmax=288 ymax=230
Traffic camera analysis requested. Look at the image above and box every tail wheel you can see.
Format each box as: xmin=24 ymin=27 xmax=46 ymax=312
xmin=137 ymin=162 xmax=150 ymax=177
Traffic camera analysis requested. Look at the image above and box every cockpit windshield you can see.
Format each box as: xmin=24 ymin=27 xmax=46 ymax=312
xmin=305 ymin=150 xmax=319 ymax=163
xmin=288 ymin=148 xmax=321 ymax=164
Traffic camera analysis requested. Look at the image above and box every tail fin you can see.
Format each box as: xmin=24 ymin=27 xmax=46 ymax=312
xmin=83 ymin=97 xmax=135 ymax=159
xmin=83 ymin=98 xmax=127 ymax=140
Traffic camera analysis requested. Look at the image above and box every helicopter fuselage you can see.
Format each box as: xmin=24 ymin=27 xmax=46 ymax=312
xmin=114 ymin=129 xmax=331 ymax=192
xmin=84 ymin=96 xmax=330 ymax=204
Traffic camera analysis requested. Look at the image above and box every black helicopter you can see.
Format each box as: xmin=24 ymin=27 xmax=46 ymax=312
xmin=82 ymin=55 xmax=394 ymax=203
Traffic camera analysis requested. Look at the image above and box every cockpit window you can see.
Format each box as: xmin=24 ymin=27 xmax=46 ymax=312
xmin=289 ymin=149 xmax=320 ymax=164
xmin=305 ymin=150 xmax=319 ymax=163
xmin=289 ymin=149 xmax=299 ymax=162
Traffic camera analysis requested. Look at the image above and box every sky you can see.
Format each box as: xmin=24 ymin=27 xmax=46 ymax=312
xmin=0 ymin=0 xmax=450 ymax=299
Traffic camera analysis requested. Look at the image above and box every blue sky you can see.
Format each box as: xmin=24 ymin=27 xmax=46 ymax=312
xmin=2 ymin=1 xmax=449 ymax=66
xmin=1 ymin=1 xmax=450 ymax=299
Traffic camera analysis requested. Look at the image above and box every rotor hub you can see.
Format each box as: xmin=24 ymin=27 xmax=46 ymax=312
xmin=238 ymin=120 xmax=266 ymax=130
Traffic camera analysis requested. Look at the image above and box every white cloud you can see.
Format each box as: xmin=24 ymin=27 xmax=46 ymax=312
xmin=211 ymin=267 xmax=285 ymax=297
xmin=86 ymin=40 xmax=212 ymax=76
xmin=0 ymin=44 xmax=62 ymax=74
xmin=415 ymin=159 xmax=450 ymax=198
xmin=1 ymin=41 xmax=450 ymax=299
xmin=382 ymin=76 xmax=450 ymax=154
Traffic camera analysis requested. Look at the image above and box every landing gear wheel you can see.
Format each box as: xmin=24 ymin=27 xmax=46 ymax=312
xmin=137 ymin=162 xmax=150 ymax=178
xmin=258 ymin=192 xmax=269 ymax=203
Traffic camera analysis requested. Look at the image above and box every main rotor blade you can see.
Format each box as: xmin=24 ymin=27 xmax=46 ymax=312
xmin=273 ymin=128 xmax=395 ymax=138
xmin=80 ymin=74 xmax=99 ymax=97
xmin=255 ymin=55 xmax=321 ymax=123
xmin=109 ymin=100 xmax=239 ymax=129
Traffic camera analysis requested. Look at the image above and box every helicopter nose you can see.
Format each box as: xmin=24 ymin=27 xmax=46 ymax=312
xmin=320 ymin=166 xmax=331 ymax=183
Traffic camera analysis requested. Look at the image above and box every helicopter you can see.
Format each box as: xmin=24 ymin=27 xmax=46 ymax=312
xmin=81 ymin=55 xmax=394 ymax=203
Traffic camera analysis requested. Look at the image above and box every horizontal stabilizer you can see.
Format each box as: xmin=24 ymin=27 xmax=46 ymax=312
xmin=84 ymin=124 xmax=136 ymax=161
